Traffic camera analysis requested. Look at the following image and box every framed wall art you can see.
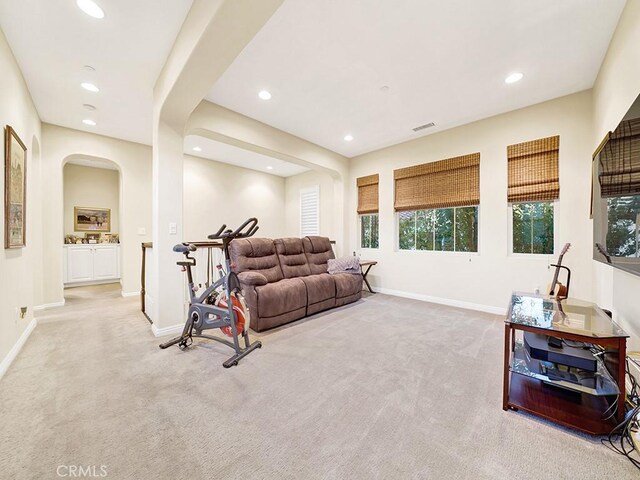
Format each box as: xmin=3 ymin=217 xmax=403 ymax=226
xmin=4 ymin=125 xmax=27 ymax=249
xmin=74 ymin=206 xmax=111 ymax=232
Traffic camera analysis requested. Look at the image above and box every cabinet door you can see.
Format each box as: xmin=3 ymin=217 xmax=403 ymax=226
xmin=67 ymin=247 xmax=94 ymax=283
xmin=93 ymin=246 xmax=119 ymax=280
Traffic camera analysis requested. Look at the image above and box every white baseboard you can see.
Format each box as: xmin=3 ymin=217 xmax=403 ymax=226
xmin=33 ymin=300 xmax=66 ymax=311
xmin=151 ymin=323 xmax=184 ymax=337
xmin=0 ymin=318 xmax=37 ymax=380
xmin=374 ymin=287 xmax=507 ymax=316
xmin=121 ymin=291 xmax=139 ymax=298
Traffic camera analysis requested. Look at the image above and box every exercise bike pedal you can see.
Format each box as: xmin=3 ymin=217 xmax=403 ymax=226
xmin=178 ymin=337 xmax=193 ymax=350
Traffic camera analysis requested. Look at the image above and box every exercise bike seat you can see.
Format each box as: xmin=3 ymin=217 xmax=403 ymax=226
xmin=173 ymin=243 xmax=196 ymax=253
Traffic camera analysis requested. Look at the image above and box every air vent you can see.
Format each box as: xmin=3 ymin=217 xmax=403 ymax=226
xmin=412 ymin=122 xmax=435 ymax=132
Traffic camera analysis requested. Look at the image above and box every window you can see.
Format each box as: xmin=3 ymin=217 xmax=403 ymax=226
xmin=360 ymin=214 xmax=379 ymax=248
xmin=398 ymin=206 xmax=478 ymax=252
xmin=507 ymin=135 xmax=560 ymax=254
xmin=512 ymin=202 xmax=554 ymax=254
xmin=393 ymin=153 xmax=480 ymax=253
xmin=357 ymin=174 xmax=379 ymax=249
xmin=300 ymin=186 xmax=319 ymax=236
xmin=606 ymin=195 xmax=640 ymax=257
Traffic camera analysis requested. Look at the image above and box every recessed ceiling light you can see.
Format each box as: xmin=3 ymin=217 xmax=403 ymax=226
xmin=83 ymin=104 xmax=96 ymax=111
xmin=82 ymin=119 xmax=96 ymax=126
xmin=192 ymin=147 xmax=202 ymax=152
xmin=266 ymin=166 xmax=273 ymax=170
xmin=344 ymin=134 xmax=354 ymax=142
xmin=81 ymin=82 xmax=99 ymax=92
xmin=258 ymin=90 xmax=272 ymax=100
xmin=505 ymin=72 xmax=524 ymax=84
xmin=77 ymin=0 xmax=105 ymax=19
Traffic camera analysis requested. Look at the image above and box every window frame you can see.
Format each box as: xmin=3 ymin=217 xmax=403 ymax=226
xmin=508 ymin=200 xmax=558 ymax=257
xmin=359 ymin=213 xmax=379 ymax=250
xmin=395 ymin=205 xmax=481 ymax=255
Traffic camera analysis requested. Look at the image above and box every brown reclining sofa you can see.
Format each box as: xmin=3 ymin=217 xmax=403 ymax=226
xmin=228 ymin=236 xmax=362 ymax=332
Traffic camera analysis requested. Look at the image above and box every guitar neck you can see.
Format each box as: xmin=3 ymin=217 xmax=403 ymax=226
xmin=549 ymin=253 xmax=564 ymax=294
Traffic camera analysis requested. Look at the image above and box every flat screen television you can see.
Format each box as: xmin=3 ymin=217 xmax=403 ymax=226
xmin=592 ymin=94 xmax=640 ymax=277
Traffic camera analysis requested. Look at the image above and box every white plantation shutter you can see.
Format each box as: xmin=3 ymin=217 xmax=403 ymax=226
xmin=300 ymin=186 xmax=320 ymax=236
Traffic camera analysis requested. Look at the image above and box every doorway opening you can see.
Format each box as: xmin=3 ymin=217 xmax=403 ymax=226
xmin=62 ymin=158 xmax=122 ymax=303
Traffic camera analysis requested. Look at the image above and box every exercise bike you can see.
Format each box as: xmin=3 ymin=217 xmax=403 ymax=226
xmin=159 ymin=218 xmax=262 ymax=368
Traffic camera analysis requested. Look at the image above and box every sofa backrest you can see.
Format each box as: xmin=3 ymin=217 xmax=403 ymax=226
xmin=274 ymin=238 xmax=311 ymax=278
xmin=228 ymin=238 xmax=284 ymax=283
xmin=302 ymin=236 xmax=335 ymax=275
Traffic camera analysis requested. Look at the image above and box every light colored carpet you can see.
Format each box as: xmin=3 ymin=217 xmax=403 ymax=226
xmin=0 ymin=288 xmax=636 ymax=479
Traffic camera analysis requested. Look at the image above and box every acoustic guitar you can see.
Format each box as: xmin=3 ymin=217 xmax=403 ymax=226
xmin=548 ymin=242 xmax=571 ymax=299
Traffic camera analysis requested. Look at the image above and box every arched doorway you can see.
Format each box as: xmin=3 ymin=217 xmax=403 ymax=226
xmin=62 ymin=157 xmax=122 ymax=303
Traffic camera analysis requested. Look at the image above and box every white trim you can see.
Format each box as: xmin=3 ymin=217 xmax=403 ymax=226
xmin=374 ymin=287 xmax=506 ymax=316
xmin=33 ymin=300 xmax=66 ymax=311
xmin=0 ymin=318 xmax=37 ymax=380
xmin=151 ymin=323 xmax=184 ymax=337
xmin=64 ymin=279 xmax=120 ymax=288
xmin=121 ymin=291 xmax=139 ymax=298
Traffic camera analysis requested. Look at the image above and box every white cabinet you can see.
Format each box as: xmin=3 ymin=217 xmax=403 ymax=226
xmin=64 ymin=244 xmax=120 ymax=285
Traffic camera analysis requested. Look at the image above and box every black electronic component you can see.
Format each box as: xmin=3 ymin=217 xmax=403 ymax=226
xmin=524 ymin=332 xmax=597 ymax=372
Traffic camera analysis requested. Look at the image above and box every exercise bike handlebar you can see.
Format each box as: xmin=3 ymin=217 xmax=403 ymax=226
xmin=207 ymin=218 xmax=259 ymax=240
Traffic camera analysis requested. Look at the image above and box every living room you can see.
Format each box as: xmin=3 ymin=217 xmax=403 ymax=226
xmin=1 ymin=0 xmax=639 ymax=478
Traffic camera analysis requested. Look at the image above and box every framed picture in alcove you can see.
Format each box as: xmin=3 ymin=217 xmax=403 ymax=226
xmin=74 ymin=206 xmax=111 ymax=232
xmin=4 ymin=125 xmax=27 ymax=249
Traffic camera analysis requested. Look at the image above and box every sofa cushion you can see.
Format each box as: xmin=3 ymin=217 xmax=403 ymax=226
xmin=274 ymin=238 xmax=311 ymax=278
xmin=229 ymin=238 xmax=284 ymax=283
xmin=299 ymin=273 xmax=336 ymax=305
xmin=333 ymin=273 xmax=363 ymax=299
xmin=255 ymin=278 xmax=307 ymax=318
xmin=302 ymin=236 xmax=335 ymax=275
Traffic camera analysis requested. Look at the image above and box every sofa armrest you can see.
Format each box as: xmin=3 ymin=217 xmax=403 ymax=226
xmin=237 ymin=271 xmax=268 ymax=286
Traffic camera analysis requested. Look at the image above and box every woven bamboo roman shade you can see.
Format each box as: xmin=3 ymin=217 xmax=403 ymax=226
xmin=357 ymin=174 xmax=379 ymax=214
xmin=393 ymin=153 xmax=480 ymax=211
xmin=507 ymin=135 xmax=559 ymax=203
xmin=599 ymin=118 xmax=640 ymax=197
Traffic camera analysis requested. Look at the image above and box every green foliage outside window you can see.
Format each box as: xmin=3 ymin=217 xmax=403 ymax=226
xmin=398 ymin=206 xmax=478 ymax=252
xmin=512 ymin=202 xmax=554 ymax=254
xmin=360 ymin=214 xmax=379 ymax=249
xmin=606 ymin=195 xmax=640 ymax=257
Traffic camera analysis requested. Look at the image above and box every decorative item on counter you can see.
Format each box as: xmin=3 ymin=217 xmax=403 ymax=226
xmin=110 ymin=234 xmax=119 ymax=244
xmin=86 ymin=233 xmax=100 ymax=244
xmin=101 ymin=233 xmax=111 ymax=244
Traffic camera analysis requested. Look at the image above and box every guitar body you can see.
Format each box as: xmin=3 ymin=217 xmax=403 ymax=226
xmin=549 ymin=281 xmax=568 ymax=299
xmin=547 ymin=243 xmax=571 ymax=299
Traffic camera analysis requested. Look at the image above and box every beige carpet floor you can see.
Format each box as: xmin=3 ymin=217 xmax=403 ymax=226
xmin=0 ymin=288 xmax=636 ymax=479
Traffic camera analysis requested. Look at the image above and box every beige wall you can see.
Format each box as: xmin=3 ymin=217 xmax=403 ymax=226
xmin=63 ymin=164 xmax=120 ymax=236
xmin=349 ymin=90 xmax=594 ymax=314
xmin=183 ymin=154 xmax=286 ymax=240
xmin=284 ymin=170 xmax=337 ymax=243
xmin=0 ymin=28 xmax=42 ymax=374
xmin=591 ymin=0 xmax=640 ymax=348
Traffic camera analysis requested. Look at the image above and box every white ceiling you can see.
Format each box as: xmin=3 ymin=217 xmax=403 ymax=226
xmin=184 ymin=136 xmax=309 ymax=178
xmin=0 ymin=0 xmax=193 ymax=145
xmin=207 ymin=0 xmax=627 ymax=157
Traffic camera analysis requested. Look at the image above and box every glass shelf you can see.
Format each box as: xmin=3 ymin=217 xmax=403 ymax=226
xmin=511 ymin=340 xmax=619 ymax=396
xmin=506 ymin=292 xmax=628 ymax=339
